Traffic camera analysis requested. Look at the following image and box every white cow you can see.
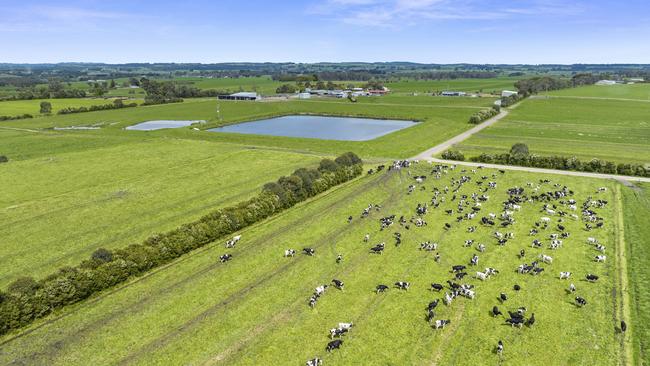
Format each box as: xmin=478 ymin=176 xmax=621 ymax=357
xmin=595 ymin=255 xmax=607 ymax=263
xmin=559 ymin=271 xmax=572 ymax=280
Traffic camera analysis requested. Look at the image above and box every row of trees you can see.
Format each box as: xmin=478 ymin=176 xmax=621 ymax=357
xmin=468 ymin=106 xmax=500 ymax=124
xmin=513 ymin=73 xmax=603 ymax=96
xmin=0 ymin=152 xmax=364 ymax=335
xmin=57 ymin=100 xmax=138 ymax=115
xmin=0 ymin=114 xmax=33 ymax=121
xmin=467 ymin=144 xmax=649 ymax=177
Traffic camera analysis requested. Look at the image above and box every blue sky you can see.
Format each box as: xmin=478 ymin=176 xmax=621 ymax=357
xmin=1 ymin=0 xmax=648 ymax=64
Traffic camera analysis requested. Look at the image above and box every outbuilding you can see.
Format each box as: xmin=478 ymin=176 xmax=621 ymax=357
xmin=217 ymin=92 xmax=261 ymax=101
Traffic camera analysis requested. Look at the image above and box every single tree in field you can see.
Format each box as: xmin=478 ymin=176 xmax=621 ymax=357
xmin=510 ymin=143 xmax=529 ymax=159
xmin=113 ymin=98 xmax=124 ymax=108
xmin=39 ymin=101 xmax=52 ymax=114
xmin=109 ymin=79 xmax=116 ymax=89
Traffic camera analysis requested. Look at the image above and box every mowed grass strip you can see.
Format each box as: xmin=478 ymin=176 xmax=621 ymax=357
xmin=621 ymin=182 xmax=650 ymax=365
xmin=452 ymin=97 xmax=650 ymax=164
xmin=0 ymin=137 xmax=323 ymax=286
xmin=0 ymin=167 xmax=622 ymax=365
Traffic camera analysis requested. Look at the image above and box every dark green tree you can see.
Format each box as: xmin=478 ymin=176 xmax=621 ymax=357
xmin=39 ymin=101 xmax=52 ymax=114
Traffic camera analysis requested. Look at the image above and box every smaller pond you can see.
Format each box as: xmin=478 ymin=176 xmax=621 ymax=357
xmin=207 ymin=115 xmax=416 ymax=141
xmin=126 ymin=120 xmax=205 ymax=131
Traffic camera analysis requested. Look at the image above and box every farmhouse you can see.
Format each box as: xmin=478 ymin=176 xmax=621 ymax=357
xmin=217 ymin=92 xmax=261 ymax=101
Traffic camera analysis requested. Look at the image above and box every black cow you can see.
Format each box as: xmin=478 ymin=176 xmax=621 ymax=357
xmin=326 ymin=339 xmax=343 ymax=352
xmin=513 ymin=284 xmax=521 ymax=291
xmin=431 ymin=283 xmax=444 ymax=291
xmin=500 ymin=293 xmax=508 ymax=302
xmin=426 ymin=309 xmax=436 ymax=322
xmin=526 ymin=313 xmax=536 ymax=327
xmin=428 ymin=299 xmax=440 ymax=311
xmin=332 ymin=279 xmax=344 ymax=290
xmin=219 ymin=254 xmax=232 ymax=263
xmin=303 ymin=248 xmax=315 ymax=256
xmin=506 ymin=317 xmax=524 ymax=327
xmin=621 ymin=320 xmax=627 ymax=333
xmin=452 ymin=265 xmax=466 ymax=272
xmin=586 ymin=274 xmax=599 ymax=282
xmin=376 ymin=284 xmax=389 ymax=293
xmin=492 ymin=305 xmax=502 ymax=317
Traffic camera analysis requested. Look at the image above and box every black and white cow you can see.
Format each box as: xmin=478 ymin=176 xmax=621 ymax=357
xmin=506 ymin=317 xmax=524 ymax=328
xmin=395 ymin=281 xmax=410 ymax=290
xmin=219 ymin=254 xmax=232 ymax=263
xmin=559 ymin=271 xmax=571 ymax=280
xmin=284 ymin=249 xmax=296 ymax=257
xmin=586 ymin=274 xmax=599 ymax=282
xmin=306 ymin=357 xmax=322 ymax=366
xmin=303 ymin=248 xmax=315 ymax=256
xmin=433 ymin=319 xmax=451 ymax=329
xmin=370 ymin=243 xmax=385 ymax=254
xmin=332 ymin=279 xmax=344 ymax=290
xmin=492 ymin=305 xmax=502 ymax=317
xmin=575 ymin=296 xmax=587 ymax=306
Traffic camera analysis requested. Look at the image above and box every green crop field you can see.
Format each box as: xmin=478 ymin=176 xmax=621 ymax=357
xmin=0 ymin=134 xmax=323 ymax=287
xmin=544 ymin=83 xmax=650 ymax=101
xmin=0 ymin=164 xmax=627 ymax=365
xmin=450 ymin=97 xmax=650 ymax=164
xmin=0 ymin=97 xmax=141 ymax=116
xmin=385 ymin=77 xmax=520 ymax=94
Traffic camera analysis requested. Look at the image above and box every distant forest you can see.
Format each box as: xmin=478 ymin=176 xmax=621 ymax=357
xmin=1 ymin=62 xmax=650 ymax=87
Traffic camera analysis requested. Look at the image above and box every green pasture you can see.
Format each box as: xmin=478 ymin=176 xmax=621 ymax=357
xmin=0 ymin=165 xmax=625 ymax=365
xmin=0 ymin=97 xmax=141 ymax=116
xmin=544 ymin=83 xmax=650 ymax=101
xmin=385 ymin=77 xmax=519 ymax=94
xmin=0 ymin=96 xmax=495 ymax=159
xmin=451 ymin=97 xmax=650 ymax=164
xmin=0 ymin=136 xmax=323 ymax=287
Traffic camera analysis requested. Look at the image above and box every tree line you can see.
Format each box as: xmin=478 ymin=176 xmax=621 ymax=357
xmin=57 ymin=99 xmax=138 ymax=115
xmin=0 ymin=152 xmax=364 ymax=336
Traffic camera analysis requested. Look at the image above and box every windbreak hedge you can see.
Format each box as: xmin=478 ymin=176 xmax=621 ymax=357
xmin=470 ymin=153 xmax=649 ymax=177
xmin=0 ymin=152 xmax=363 ymax=335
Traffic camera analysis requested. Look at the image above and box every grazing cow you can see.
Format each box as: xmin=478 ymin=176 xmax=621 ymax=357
xmin=332 ymin=279 xmax=344 ymax=290
xmin=540 ymin=254 xmax=553 ymax=264
xmin=426 ymin=309 xmax=436 ymax=322
xmin=569 ymin=283 xmax=576 ymax=293
xmin=513 ymin=284 xmax=521 ymax=291
xmin=444 ymin=292 xmax=454 ymax=305
xmin=303 ymin=248 xmax=315 ymax=256
xmin=315 ymin=285 xmax=328 ymax=296
xmin=595 ymin=255 xmax=607 ymax=263
xmin=306 ymin=358 xmax=323 ymax=366
xmin=284 ymin=249 xmax=296 ymax=257
xmin=532 ymin=267 xmax=545 ymax=275
xmin=431 ymin=283 xmax=444 ymax=292
xmin=338 ymin=322 xmax=354 ymax=330
xmin=519 ymin=249 xmax=526 ymax=258
xmin=621 ymin=320 xmax=627 ymax=333
xmin=219 ymin=254 xmax=232 ymax=263
xmin=376 ymin=284 xmax=389 ymax=293
xmin=452 ymin=265 xmax=466 ymax=272
xmin=464 ymin=239 xmax=475 ymax=247
xmin=364 ymin=233 xmax=370 ymax=242
xmin=434 ymin=319 xmax=451 ymax=329
xmin=541 ymin=217 xmax=551 ymax=223
xmin=575 ymin=296 xmax=587 ymax=306
xmin=330 ymin=327 xmax=348 ymax=339
xmin=336 ymin=254 xmax=343 ymax=263
xmin=586 ymin=274 xmax=599 ymax=282
xmin=492 ymin=305 xmax=502 ymax=317
xmin=497 ymin=340 xmax=504 ymax=355
xmin=326 ymin=340 xmax=343 ymax=352
xmin=595 ymin=245 xmax=606 ymax=252
xmin=309 ymin=296 xmax=317 ymax=308
xmin=428 ymin=299 xmax=440 ymax=311
xmin=527 ymin=313 xmax=536 ymax=327
xmin=470 ymin=255 xmax=479 ymax=266
xmin=477 ymin=243 xmax=486 ymax=252
xmin=395 ymin=281 xmax=410 ymax=290
xmin=500 ymin=293 xmax=508 ymax=302
xmin=370 ymin=243 xmax=385 ymax=254
xmin=560 ymin=271 xmax=572 ymax=280
xmin=506 ymin=317 xmax=524 ymax=328
xmin=587 ymin=237 xmax=599 ymax=245
xmin=476 ymin=271 xmax=488 ymax=281
xmin=348 ymin=215 xmax=353 ymax=223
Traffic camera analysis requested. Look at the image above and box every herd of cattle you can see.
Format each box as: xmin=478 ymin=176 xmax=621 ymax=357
xmin=218 ymin=159 xmax=624 ymax=364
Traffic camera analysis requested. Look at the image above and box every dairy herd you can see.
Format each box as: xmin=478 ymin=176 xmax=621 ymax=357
xmin=217 ymin=160 xmax=622 ymax=364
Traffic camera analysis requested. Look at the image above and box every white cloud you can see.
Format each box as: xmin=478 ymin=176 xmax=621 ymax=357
xmin=313 ymin=0 xmax=583 ymax=27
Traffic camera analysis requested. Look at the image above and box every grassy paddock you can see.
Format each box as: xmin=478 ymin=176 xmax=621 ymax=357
xmin=0 ymin=137 xmax=323 ymax=286
xmin=451 ymin=97 xmax=650 ymax=164
xmin=544 ymin=83 xmax=650 ymax=101
xmin=0 ymin=165 xmax=623 ymax=365
xmin=0 ymin=97 xmax=140 ymax=116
